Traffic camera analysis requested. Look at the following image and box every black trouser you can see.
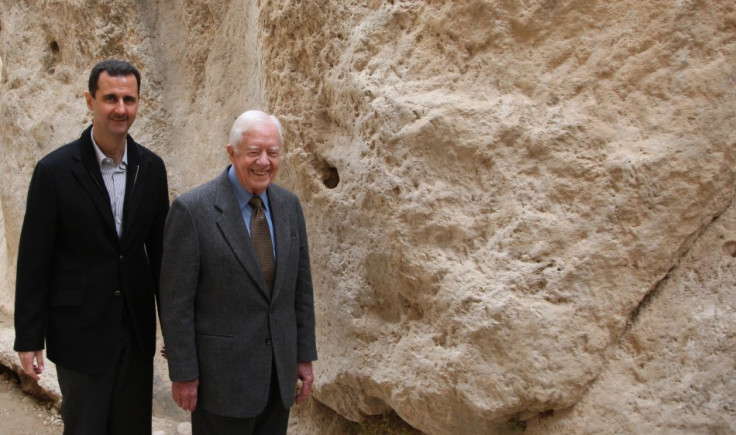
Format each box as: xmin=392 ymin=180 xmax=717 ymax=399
xmin=56 ymin=314 xmax=153 ymax=435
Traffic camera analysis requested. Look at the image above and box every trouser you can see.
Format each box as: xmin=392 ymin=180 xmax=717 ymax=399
xmin=191 ymin=364 xmax=290 ymax=435
xmin=56 ymin=314 xmax=153 ymax=435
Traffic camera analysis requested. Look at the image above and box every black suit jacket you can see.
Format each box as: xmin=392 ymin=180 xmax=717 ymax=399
xmin=14 ymin=125 xmax=169 ymax=374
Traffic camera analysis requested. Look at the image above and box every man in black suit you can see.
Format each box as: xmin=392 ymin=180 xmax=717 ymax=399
xmin=159 ymin=110 xmax=317 ymax=434
xmin=13 ymin=59 xmax=169 ymax=434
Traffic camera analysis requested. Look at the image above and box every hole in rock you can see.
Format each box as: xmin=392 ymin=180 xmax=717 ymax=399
xmin=45 ymin=40 xmax=61 ymax=74
xmin=321 ymin=166 xmax=339 ymax=189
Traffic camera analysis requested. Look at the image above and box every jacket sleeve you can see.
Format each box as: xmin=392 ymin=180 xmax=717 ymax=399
xmin=293 ymin=199 xmax=318 ymax=362
xmin=159 ymin=198 xmax=201 ymax=382
xmin=14 ymin=161 xmax=58 ymax=351
xmin=146 ymin=157 xmax=170 ymax=298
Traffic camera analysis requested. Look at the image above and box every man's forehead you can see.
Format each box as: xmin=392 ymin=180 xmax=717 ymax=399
xmin=100 ymin=89 xmax=137 ymax=96
xmin=243 ymin=144 xmax=280 ymax=150
xmin=242 ymin=126 xmax=281 ymax=146
xmin=98 ymin=73 xmax=138 ymax=90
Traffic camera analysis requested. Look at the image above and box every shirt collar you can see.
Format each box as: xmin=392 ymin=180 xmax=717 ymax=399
xmin=228 ymin=165 xmax=270 ymax=212
xmin=90 ymin=127 xmax=128 ymax=168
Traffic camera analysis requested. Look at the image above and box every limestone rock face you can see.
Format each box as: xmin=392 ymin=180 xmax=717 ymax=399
xmin=1 ymin=1 xmax=735 ymax=434
xmin=524 ymin=197 xmax=736 ymax=434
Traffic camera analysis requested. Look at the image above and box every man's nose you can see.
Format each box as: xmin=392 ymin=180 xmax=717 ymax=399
xmin=113 ymin=99 xmax=126 ymax=113
xmin=256 ymin=150 xmax=269 ymax=163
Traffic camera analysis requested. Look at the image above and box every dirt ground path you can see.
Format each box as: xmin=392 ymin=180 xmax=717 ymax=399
xmin=0 ymin=366 xmax=61 ymax=435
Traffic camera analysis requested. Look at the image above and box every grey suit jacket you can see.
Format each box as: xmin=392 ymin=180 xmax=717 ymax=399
xmin=159 ymin=168 xmax=317 ymax=418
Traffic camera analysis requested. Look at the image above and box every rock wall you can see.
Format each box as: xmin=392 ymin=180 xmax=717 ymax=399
xmin=1 ymin=1 xmax=735 ymax=434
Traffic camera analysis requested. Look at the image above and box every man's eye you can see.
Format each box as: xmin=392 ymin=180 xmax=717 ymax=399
xmin=246 ymin=152 xmax=261 ymax=158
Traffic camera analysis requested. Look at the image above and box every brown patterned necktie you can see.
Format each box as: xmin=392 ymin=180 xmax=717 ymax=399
xmin=249 ymin=196 xmax=275 ymax=292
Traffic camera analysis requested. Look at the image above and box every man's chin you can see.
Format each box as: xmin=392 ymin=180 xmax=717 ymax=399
xmin=248 ymin=178 xmax=273 ymax=191
xmin=109 ymin=120 xmax=131 ymax=132
xmin=248 ymin=183 xmax=270 ymax=195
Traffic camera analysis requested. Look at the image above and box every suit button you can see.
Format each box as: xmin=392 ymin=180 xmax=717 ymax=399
xmin=265 ymin=338 xmax=272 ymax=346
xmin=113 ymin=291 xmax=121 ymax=297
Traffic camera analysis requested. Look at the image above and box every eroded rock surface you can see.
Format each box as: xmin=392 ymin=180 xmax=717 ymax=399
xmin=1 ymin=1 xmax=734 ymax=433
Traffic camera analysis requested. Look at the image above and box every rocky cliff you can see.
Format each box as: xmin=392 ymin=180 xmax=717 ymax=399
xmin=1 ymin=1 xmax=735 ymax=434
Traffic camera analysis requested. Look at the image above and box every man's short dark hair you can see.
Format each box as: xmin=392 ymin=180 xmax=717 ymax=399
xmin=88 ymin=59 xmax=141 ymax=97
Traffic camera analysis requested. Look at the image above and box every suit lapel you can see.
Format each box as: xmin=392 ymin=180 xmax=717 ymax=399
xmin=71 ymin=128 xmax=117 ymax=236
xmin=268 ymin=187 xmax=290 ymax=301
xmin=122 ymin=140 xmax=144 ymax=243
xmin=213 ymin=172 xmax=271 ymax=299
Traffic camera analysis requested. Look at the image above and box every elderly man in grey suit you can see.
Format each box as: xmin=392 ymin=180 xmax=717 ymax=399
xmin=159 ymin=110 xmax=317 ymax=434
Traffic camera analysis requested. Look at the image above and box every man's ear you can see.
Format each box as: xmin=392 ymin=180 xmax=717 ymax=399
xmin=84 ymin=91 xmax=93 ymax=111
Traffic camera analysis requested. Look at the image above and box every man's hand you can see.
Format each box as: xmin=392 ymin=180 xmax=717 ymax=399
xmin=295 ymin=361 xmax=314 ymax=404
xmin=172 ymin=378 xmax=199 ymax=412
xmin=18 ymin=351 xmax=44 ymax=381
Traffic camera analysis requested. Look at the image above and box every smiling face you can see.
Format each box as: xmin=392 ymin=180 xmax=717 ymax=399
xmin=84 ymin=71 xmax=139 ymax=147
xmin=227 ymin=121 xmax=282 ymax=195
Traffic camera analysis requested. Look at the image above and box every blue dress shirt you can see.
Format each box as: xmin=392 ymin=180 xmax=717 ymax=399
xmin=228 ymin=165 xmax=276 ymax=259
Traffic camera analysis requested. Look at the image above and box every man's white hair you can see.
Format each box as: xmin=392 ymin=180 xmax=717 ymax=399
xmin=228 ymin=110 xmax=284 ymax=148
